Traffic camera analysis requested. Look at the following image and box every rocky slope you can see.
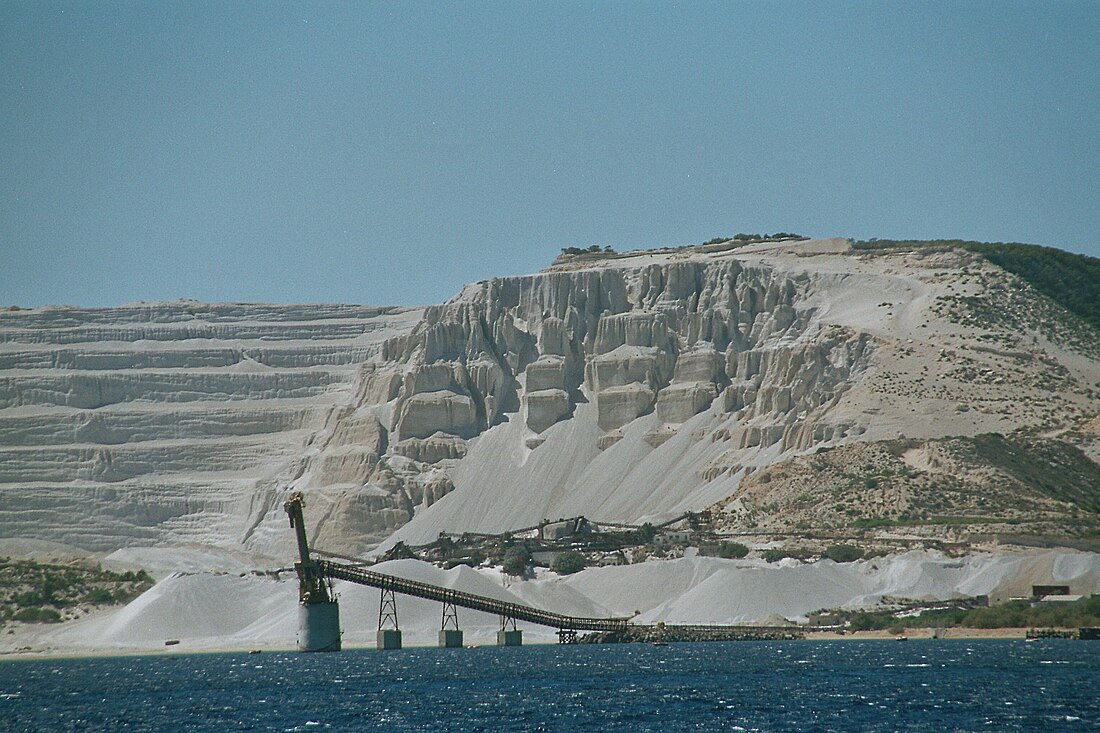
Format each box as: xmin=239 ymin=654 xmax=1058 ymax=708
xmin=0 ymin=302 xmax=422 ymax=555
xmin=3 ymin=238 xmax=1099 ymax=562
xmin=712 ymin=433 xmax=1100 ymax=541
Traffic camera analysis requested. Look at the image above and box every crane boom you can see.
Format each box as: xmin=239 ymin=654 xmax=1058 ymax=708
xmin=283 ymin=492 xmax=333 ymax=604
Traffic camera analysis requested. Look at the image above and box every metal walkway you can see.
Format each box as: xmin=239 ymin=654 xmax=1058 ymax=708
xmin=317 ymin=559 xmax=630 ymax=632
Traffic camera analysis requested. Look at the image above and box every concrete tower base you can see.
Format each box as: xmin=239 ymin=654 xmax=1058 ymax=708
xmin=377 ymin=629 xmax=403 ymax=650
xmin=298 ymin=601 xmax=341 ymax=652
xmin=439 ymin=629 xmax=464 ymax=648
xmin=497 ymin=630 xmax=523 ymax=646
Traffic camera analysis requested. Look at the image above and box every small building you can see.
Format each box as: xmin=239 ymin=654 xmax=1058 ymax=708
xmin=597 ymin=552 xmax=627 ymax=567
xmin=808 ymin=612 xmax=844 ymax=627
xmin=1035 ymin=594 xmax=1084 ymax=605
xmin=1032 ymin=585 xmax=1071 ymax=599
xmin=531 ymin=550 xmax=563 ymax=566
xmin=541 ymin=517 xmax=592 ymax=541
xmin=654 ymin=530 xmax=692 ymax=546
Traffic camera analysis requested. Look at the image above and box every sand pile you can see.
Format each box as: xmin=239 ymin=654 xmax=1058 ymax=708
xmin=4 ymin=549 xmax=1097 ymax=656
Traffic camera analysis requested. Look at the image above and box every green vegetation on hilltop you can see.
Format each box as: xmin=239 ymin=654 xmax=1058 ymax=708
xmin=704 ymin=232 xmax=810 ymax=245
xmin=560 ymin=244 xmax=616 ymax=256
xmin=853 ymin=239 xmax=1100 ymax=331
xmin=965 ymin=433 xmax=1100 ymax=513
xmin=0 ymin=558 xmax=154 ymax=624
xmin=559 ymin=232 xmax=810 ymax=259
xmin=842 ymin=595 xmax=1100 ymax=632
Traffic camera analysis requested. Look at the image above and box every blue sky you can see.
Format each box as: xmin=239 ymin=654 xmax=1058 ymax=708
xmin=2 ymin=1 xmax=1098 ymax=307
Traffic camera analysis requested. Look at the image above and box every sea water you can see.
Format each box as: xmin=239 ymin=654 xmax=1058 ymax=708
xmin=0 ymin=640 xmax=1095 ymax=732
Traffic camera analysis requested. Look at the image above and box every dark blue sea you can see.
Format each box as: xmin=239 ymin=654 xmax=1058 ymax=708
xmin=1 ymin=640 xmax=1096 ymax=732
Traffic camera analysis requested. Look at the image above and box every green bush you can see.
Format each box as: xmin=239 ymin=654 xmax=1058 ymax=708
xmin=717 ymin=542 xmax=750 ymax=559
xmin=824 ymin=545 xmax=864 ymax=563
xmin=14 ymin=607 xmax=61 ymax=623
xmin=502 ymin=547 xmax=530 ymax=576
xmin=848 ymin=612 xmax=880 ymax=631
xmin=82 ymin=588 xmax=114 ymax=604
xmin=551 ymin=551 xmax=587 ymax=575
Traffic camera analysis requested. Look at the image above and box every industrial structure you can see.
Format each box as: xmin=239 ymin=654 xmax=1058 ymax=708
xmin=285 ymin=492 xmax=802 ymax=651
xmin=284 ymin=492 xmax=341 ymax=652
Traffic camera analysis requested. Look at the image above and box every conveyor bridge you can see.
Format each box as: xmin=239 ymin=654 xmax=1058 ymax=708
xmin=318 ymin=559 xmax=630 ymax=632
xmin=285 ymin=492 xmax=803 ymax=651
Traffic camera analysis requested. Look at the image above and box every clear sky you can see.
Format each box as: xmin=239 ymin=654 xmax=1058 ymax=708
xmin=2 ymin=1 xmax=1098 ymax=308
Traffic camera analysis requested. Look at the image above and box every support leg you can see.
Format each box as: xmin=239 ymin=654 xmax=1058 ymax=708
xmin=377 ymin=587 xmax=402 ymax=650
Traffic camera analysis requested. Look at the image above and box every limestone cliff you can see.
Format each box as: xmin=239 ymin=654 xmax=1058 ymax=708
xmin=3 ymin=238 xmax=1098 ymax=560
xmin=293 ymin=237 xmax=1100 ymax=550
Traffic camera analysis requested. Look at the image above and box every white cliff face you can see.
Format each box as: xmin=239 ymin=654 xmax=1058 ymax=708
xmin=361 ymin=241 xmax=878 ymax=545
xmin=347 ymin=238 xmax=1098 ymax=548
xmin=0 ymin=301 xmax=422 ymax=555
xmin=4 ymin=239 xmax=1098 ymax=561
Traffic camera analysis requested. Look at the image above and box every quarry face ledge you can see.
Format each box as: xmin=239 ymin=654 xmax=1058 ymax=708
xmin=298 ymin=242 xmax=882 ymax=550
xmin=0 ymin=301 xmax=425 ymax=554
xmin=384 ymin=252 xmax=854 ymax=440
xmin=4 ymin=240 xmax=1099 ymax=558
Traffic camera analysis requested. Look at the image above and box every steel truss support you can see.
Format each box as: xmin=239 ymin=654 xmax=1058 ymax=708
xmin=499 ymin=614 xmax=518 ymax=632
xmin=441 ymin=600 xmax=459 ymax=631
xmin=378 ymin=587 xmax=399 ymax=631
xmin=557 ymin=629 xmax=577 ymax=644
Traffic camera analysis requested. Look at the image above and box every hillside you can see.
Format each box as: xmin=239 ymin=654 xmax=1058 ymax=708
xmin=0 ymin=302 xmax=422 ymax=557
xmin=711 ymin=433 xmax=1100 ymax=541
xmin=1 ymin=238 xmax=1098 ymax=566
xmin=854 ymin=239 xmax=1100 ymax=334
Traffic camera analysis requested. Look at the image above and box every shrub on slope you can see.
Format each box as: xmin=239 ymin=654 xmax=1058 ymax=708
xmin=853 ymin=239 xmax=1100 ymax=331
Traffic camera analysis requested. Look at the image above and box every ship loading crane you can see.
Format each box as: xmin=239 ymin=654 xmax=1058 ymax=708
xmin=284 ymin=492 xmax=341 ymax=651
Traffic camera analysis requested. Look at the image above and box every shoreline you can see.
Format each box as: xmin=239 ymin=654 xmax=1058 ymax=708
xmin=806 ymin=627 xmax=1037 ymax=640
xmin=0 ymin=626 xmax=1077 ymax=662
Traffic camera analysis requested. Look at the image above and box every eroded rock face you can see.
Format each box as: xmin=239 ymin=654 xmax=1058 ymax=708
xmin=0 ymin=302 xmax=423 ymax=553
xmin=9 ymin=242 xmax=1100 ymax=559
xmin=368 ymin=258 xmax=847 ymax=442
xmin=288 ymin=253 xmax=880 ymax=547
xmin=525 ymin=389 xmax=572 ymax=434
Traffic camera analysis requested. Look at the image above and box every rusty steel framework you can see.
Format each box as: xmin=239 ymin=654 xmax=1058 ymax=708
xmin=284 ymin=492 xmax=335 ymax=605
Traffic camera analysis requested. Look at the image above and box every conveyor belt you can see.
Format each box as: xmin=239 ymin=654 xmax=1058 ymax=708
xmin=317 ymin=559 xmax=630 ymax=632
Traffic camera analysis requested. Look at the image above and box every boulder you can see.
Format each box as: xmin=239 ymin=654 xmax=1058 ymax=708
xmin=596 ymin=384 xmax=656 ymax=431
xmin=596 ymin=429 xmax=623 ymax=451
xmin=526 ymin=388 xmax=572 ymax=433
xmin=656 ymin=382 xmax=718 ymax=423
xmin=393 ymin=391 xmax=477 ymax=441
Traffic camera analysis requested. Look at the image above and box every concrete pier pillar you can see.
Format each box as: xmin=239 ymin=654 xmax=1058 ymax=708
xmin=496 ymin=630 xmax=522 ymax=646
xmin=298 ymin=601 xmax=341 ymax=652
xmin=439 ymin=629 xmax=464 ymax=648
xmin=377 ymin=629 xmax=402 ymax=650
